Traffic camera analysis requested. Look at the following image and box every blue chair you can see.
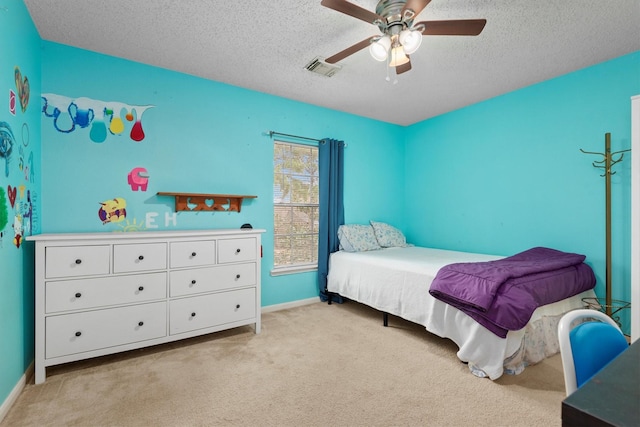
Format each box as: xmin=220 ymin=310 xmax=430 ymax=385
xmin=558 ymin=309 xmax=629 ymax=396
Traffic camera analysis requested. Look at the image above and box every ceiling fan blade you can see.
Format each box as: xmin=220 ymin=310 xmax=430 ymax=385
xmin=321 ymin=0 xmax=383 ymax=25
xmin=402 ymin=0 xmax=432 ymax=18
xmin=325 ymin=37 xmax=376 ymax=64
xmin=416 ymin=19 xmax=487 ymax=36
xmin=396 ymin=58 xmax=412 ymax=75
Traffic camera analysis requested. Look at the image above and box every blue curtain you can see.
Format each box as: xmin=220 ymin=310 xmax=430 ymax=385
xmin=318 ymin=138 xmax=345 ymax=303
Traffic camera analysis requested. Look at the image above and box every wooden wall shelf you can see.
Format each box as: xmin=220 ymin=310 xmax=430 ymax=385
xmin=157 ymin=192 xmax=257 ymax=213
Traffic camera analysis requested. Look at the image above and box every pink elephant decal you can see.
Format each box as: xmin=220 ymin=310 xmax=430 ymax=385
xmin=128 ymin=167 xmax=149 ymax=191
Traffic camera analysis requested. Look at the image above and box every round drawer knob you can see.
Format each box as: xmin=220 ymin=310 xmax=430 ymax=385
xmin=191 ymin=279 xmax=196 ymax=285
xmin=75 ymin=331 xmax=82 ymax=337
xmin=138 ymin=255 xmax=144 ymax=261
xmin=138 ymin=321 xmax=144 ymax=327
xmin=191 ymin=312 xmax=196 ymax=317
xmin=138 ymin=286 xmax=144 ymax=291
xmin=75 ymin=292 xmax=82 ymax=298
xmin=75 ymin=259 xmax=82 ymax=265
xmin=235 ymin=248 xmax=241 ymax=254
xmin=236 ymin=274 xmax=241 ymax=279
xmin=236 ymin=304 xmax=240 ymax=309
xmin=191 ymin=252 xmax=197 ymax=257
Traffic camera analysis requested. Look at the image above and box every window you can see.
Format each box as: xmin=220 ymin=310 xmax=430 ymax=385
xmin=272 ymin=141 xmax=319 ymax=274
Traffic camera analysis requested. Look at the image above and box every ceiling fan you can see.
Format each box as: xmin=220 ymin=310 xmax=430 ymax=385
xmin=321 ymin=0 xmax=486 ymax=74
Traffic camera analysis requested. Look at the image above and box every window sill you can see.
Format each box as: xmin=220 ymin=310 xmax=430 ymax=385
xmin=270 ymin=264 xmax=318 ymax=276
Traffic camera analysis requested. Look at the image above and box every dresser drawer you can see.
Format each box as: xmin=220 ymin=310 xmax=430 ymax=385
xmin=218 ymin=238 xmax=256 ymax=264
xmin=113 ymin=243 xmax=167 ymax=273
xmin=45 ymin=302 xmax=167 ymax=359
xmin=45 ymin=272 xmax=167 ymax=313
xmin=45 ymin=245 xmax=111 ymax=279
xmin=169 ymin=288 xmax=255 ymax=335
xmin=170 ymin=240 xmax=216 ymax=268
xmin=169 ymin=263 xmax=256 ymax=297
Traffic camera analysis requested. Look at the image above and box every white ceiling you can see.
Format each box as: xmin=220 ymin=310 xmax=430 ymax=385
xmin=23 ymin=0 xmax=640 ymax=126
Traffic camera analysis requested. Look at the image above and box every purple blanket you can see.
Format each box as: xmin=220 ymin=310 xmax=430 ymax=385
xmin=429 ymin=247 xmax=596 ymax=338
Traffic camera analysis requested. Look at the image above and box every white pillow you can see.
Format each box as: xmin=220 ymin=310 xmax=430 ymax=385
xmin=370 ymin=220 xmax=410 ymax=248
xmin=338 ymin=224 xmax=381 ymax=252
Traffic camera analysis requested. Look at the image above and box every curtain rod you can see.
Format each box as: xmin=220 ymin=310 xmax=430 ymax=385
xmin=265 ymin=131 xmax=321 ymax=143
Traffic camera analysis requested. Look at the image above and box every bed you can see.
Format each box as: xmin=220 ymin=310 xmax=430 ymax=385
xmin=327 ymin=238 xmax=596 ymax=380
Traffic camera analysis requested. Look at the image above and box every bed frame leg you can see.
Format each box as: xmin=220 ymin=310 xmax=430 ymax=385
xmin=383 ymin=312 xmax=388 ymax=327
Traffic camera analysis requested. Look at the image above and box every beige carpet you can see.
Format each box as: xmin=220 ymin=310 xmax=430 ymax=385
xmin=2 ymin=301 xmax=567 ymax=427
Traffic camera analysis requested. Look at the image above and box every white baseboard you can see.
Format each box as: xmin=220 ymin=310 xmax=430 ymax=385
xmin=0 ymin=362 xmax=33 ymax=423
xmin=262 ymin=297 xmax=319 ymax=313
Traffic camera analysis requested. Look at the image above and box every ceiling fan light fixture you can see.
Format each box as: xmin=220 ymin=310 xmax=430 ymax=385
xmin=399 ymin=29 xmax=422 ymax=54
xmin=369 ymin=35 xmax=391 ymax=61
xmin=388 ymin=45 xmax=409 ymax=67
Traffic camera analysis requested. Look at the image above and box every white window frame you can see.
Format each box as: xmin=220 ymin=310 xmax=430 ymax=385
xmin=271 ymin=140 xmax=319 ymax=276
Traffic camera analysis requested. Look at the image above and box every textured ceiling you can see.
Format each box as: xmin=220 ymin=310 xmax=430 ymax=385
xmin=23 ymin=0 xmax=640 ymax=126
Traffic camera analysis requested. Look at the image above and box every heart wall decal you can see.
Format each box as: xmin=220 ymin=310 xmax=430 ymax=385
xmin=7 ymin=185 xmax=16 ymax=208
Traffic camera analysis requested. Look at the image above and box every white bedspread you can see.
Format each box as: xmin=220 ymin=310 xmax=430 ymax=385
xmin=327 ymin=246 xmax=595 ymax=379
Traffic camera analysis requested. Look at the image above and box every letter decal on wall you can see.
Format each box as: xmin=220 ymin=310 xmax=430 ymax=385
xmin=145 ymin=211 xmax=178 ymax=229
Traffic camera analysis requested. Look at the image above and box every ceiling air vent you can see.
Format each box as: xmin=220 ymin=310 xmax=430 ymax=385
xmin=305 ymin=57 xmax=341 ymax=77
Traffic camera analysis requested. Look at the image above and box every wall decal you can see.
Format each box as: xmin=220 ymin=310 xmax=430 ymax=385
xmin=0 ymin=187 xmax=8 ymax=235
xmin=114 ymin=217 xmax=147 ymax=232
xmin=20 ymin=150 xmax=34 ymax=182
xmin=127 ymin=167 xmax=149 ymax=191
xmin=145 ymin=211 xmax=178 ymax=229
xmin=7 ymin=185 xmax=16 ymax=208
xmin=0 ymin=121 xmax=14 ymax=176
xmin=42 ymin=93 xmax=154 ymax=143
xmin=14 ymin=66 xmax=30 ymax=113
xmin=13 ymin=215 xmax=22 ymax=248
xmin=9 ymin=187 xmax=33 ymax=249
xmin=9 ymin=89 xmax=16 ymax=115
xmin=17 ymin=146 xmax=31 ymax=180
xmin=28 ymin=190 xmax=39 ymax=233
xmin=98 ymin=197 xmax=127 ymax=224
xmin=21 ymin=189 xmax=33 ymax=237
xmin=106 ymin=107 xmax=125 ymax=135
xmin=22 ymin=122 xmax=29 ymax=146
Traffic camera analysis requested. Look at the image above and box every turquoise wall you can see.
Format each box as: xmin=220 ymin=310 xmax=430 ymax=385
xmin=405 ymin=51 xmax=640 ymax=334
xmin=0 ymin=0 xmax=41 ymax=409
xmin=40 ymin=41 xmax=406 ymax=308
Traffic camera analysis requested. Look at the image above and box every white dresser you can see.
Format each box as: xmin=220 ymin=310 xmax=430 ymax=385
xmin=28 ymin=229 xmax=264 ymax=384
